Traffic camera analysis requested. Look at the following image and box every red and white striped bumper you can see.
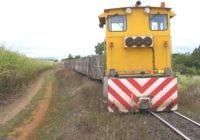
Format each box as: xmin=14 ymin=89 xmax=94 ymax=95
xmin=107 ymin=77 xmax=178 ymax=112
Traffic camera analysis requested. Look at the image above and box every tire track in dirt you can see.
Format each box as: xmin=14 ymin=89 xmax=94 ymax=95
xmin=9 ymin=80 xmax=53 ymax=140
xmin=0 ymin=71 xmax=50 ymax=124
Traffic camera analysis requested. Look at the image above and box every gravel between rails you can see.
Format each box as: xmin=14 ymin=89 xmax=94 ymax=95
xmin=158 ymin=112 xmax=200 ymax=140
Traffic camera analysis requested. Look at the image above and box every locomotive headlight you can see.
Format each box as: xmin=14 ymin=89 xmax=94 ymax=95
xmin=144 ymin=7 xmax=151 ymax=14
xmin=125 ymin=37 xmax=135 ymax=47
xmin=125 ymin=8 xmax=132 ymax=14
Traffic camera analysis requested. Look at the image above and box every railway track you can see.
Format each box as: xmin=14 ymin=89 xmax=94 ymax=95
xmin=151 ymin=111 xmax=200 ymax=140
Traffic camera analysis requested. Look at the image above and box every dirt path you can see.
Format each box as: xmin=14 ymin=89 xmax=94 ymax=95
xmin=0 ymin=71 xmax=49 ymax=124
xmin=9 ymin=80 xmax=53 ymax=140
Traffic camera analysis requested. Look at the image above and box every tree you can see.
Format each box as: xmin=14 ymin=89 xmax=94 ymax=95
xmin=95 ymin=41 xmax=105 ymax=55
xmin=172 ymin=45 xmax=200 ymax=75
xmin=74 ymin=55 xmax=81 ymax=59
xmin=173 ymin=53 xmax=191 ymax=68
xmin=191 ymin=45 xmax=200 ymax=68
xmin=67 ymin=54 xmax=73 ymax=60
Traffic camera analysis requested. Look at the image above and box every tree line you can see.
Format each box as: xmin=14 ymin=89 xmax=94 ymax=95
xmin=62 ymin=54 xmax=81 ymax=61
xmin=173 ymin=45 xmax=200 ymax=75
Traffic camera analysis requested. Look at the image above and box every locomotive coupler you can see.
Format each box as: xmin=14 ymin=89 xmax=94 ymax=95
xmin=138 ymin=96 xmax=151 ymax=112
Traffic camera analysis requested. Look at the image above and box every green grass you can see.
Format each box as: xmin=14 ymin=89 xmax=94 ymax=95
xmin=0 ymin=73 xmax=53 ymax=137
xmin=34 ymin=69 xmax=181 ymax=140
xmin=177 ymin=73 xmax=200 ymax=115
xmin=176 ymin=73 xmax=200 ymax=91
xmin=32 ymin=71 xmax=67 ymax=140
xmin=0 ymin=46 xmax=54 ymax=100
xmin=34 ymin=70 xmax=198 ymax=140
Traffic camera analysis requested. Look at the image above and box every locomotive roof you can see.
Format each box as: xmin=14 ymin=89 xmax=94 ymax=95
xmin=99 ymin=6 xmax=175 ymax=26
xmin=104 ymin=6 xmax=172 ymax=12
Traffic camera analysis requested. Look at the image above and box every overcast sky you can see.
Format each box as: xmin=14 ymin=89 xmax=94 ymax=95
xmin=0 ymin=0 xmax=199 ymax=59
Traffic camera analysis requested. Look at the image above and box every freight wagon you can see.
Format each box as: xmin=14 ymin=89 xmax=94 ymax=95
xmin=65 ymin=55 xmax=104 ymax=80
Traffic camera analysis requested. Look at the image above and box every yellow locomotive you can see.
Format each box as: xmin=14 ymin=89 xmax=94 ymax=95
xmin=99 ymin=1 xmax=175 ymax=76
xmin=65 ymin=1 xmax=177 ymax=113
xmin=99 ymin=1 xmax=178 ymax=112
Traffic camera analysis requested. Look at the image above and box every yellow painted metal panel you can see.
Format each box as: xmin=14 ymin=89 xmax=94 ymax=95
xmin=100 ymin=7 xmax=175 ymax=75
xmin=106 ymin=37 xmax=153 ymax=72
xmin=153 ymin=36 xmax=171 ymax=69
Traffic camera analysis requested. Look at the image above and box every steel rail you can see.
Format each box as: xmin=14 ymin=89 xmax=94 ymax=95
xmin=150 ymin=111 xmax=191 ymax=140
xmin=173 ymin=111 xmax=200 ymax=127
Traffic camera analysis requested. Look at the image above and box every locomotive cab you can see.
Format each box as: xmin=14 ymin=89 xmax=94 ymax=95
xmin=99 ymin=2 xmax=178 ymax=113
xmin=99 ymin=2 xmax=175 ymax=77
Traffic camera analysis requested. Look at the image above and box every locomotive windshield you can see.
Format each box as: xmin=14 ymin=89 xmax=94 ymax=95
xmin=108 ymin=15 xmax=126 ymax=31
xmin=150 ymin=15 xmax=168 ymax=30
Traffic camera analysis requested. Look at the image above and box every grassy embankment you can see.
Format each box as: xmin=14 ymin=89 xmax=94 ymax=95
xmin=0 ymin=67 xmax=197 ymax=139
xmin=0 ymin=47 xmax=54 ymax=100
xmin=177 ymin=73 xmax=200 ymax=115
xmin=33 ymin=70 xmax=199 ymax=140
xmin=33 ymin=68 xmax=180 ymax=140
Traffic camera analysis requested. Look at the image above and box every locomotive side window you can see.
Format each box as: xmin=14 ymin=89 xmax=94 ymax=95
xmin=150 ymin=15 xmax=168 ymax=30
xmin=108 ymin=16 xmax=126 ymax=32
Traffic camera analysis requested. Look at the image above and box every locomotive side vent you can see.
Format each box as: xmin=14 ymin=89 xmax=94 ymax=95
xmin=124 ymin=36 xmax=153 ymax=48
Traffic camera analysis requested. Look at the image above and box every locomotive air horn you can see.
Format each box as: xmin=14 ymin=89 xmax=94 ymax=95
xmin=135 ymin=1 xmax=141 ymax=7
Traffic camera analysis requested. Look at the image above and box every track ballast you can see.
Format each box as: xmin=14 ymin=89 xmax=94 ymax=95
xmin=151 ymin=111 xmax=200 ymax=140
